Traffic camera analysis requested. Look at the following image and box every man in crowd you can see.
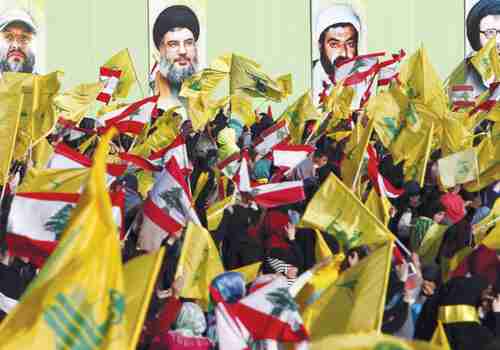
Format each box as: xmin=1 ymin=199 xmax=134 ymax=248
xmin=152 ymin=5 xmax=200 ymax=112
xmin=0 ymin=9 xmax=38 ymax=74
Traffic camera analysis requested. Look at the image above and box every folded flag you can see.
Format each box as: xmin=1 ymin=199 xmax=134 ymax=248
xmin=97 ymin=67 xmax=122 ymax=104
xmin=216 ymin=152 xmax=242 ymax=180
xmin=254 ymin=119 xmax=290 ymax=157
xmin=148 ymin=135 xmax=192 ymax=175
xmin=438 ymin=148 xmax=479 ymax=188
xmin=471 ymin=37 xmax=500 ymax=88
xmin=278 ymin=91 xmax=320 ymax=144
xmin=6 ymin=190 xmax=125 ymax=267
xmin=249 ymin=180 xmax=305 ymax=208
xmin=273 ymin=144 xmax=315 ymax=170
xmin=104 ymin=95 xmax=159 ymax=126
xmin=366 ymin=144 xmax=404 ymax=198
xmin=102 ymin=48 xmax=136 ymax=98
xmin=138 ymin=157 xmax=200 ymax=252
xmin=377 ymin=50 xmax=405 ymax=87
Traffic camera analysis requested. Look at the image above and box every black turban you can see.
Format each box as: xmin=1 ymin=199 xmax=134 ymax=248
xmin=467 ymin=0 xmax=500 ymax=51
xmin=153 ymin=5 xmax=200 ymax=50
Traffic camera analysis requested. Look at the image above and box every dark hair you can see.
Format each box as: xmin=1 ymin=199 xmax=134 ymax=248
xmin=466 ymin=0 xmax=500 ymax=51
xmin=313 ymin=148 xmax=327 ymax=159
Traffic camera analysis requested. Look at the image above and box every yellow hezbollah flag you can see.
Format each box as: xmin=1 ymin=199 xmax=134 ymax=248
xmin=464 ymin=133 xmax=500 ymax=192
xmin=102 ymin=49 xmax=136 ymax=99
xmin=365 ymin=188 xmax=393 ymax=227
xmin=0 ymin=80 xmax=23 ymax=186
xmin=367 ymin=90 xmax=402 ymax=148
xmin=230 ymin=53 xmax=286 ymax=101
xmin=471 ymin=37 xmax=500 ymax=87
xmin=193 ymin=171 xmax=209 ymax=203
xmin=231 ymin=94 xmax=255 ymax=127
xmin=431 ymin=321 xmax=451 ymax=350
xmin=474 ymin=198 xmax=500 ymax=243
xmin=124 ymin=248 xmax=165 ymax=350
xmin=440 ymin=112 xmax=473 ymax=156
xmin=135 ymin=170 xmax=155 ymax=199
xmin=206 ymin=194 xmax=236 ymax=231
xmin=53 ymin=82 xmax=103 ymax=123
xmin=279 ymin=91 xmax=320 ymax=144
xmin=311 ymin=332 xmax=444 ymax=350
xmin=175 ymin=222 xmax=225 ymax=310
xmin=302 ymin=174 xmax=395 ymax=250
xmin=231 ymin=262 xmax=262 ymax=284
xmin=18 ymin=168 xmax=89 ymax=194
xmin=180 ymin=68 xmax=228 ymax=99
xmin=32 ymin=138 xmax=54 ymax=169
xmin=0 ymin=129 xmax=128 ymax=349
xmin=438 ymin=148 xmax=479 ymax=188
xmin=303 ymin=242 xmax=393 ymax=339
xmin=277 ymin=73 xmax=293 ymax=98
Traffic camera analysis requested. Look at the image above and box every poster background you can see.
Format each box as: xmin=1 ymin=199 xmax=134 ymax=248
xmin=465 ymin=0 xmax=480 ymax=57
xmin=147 ymin=0 xmax=207 ymax=76
xmin=0 ymin=0 xmax=46 ymax=74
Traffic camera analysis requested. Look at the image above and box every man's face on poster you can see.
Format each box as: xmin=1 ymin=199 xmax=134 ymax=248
xmin=479 ymin=15 xmax=500 ymax=52
xmin=158 ymin=27 xmax=198 ymax=88
xmin=0 ymin=22 xmax=35 ymax=73
xmin=320 ymin=23 xmax=358 ymax=67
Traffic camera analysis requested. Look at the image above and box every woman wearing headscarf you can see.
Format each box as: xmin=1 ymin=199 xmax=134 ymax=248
xmin=150 ymin=302 xmax=213 ymax=350
xmin=409 ymin=200 xmax=446 ymax=252
xmin=261 ymin=210 xmax=305 ymax=285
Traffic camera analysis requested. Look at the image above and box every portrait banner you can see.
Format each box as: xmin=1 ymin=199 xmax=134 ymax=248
xmin=148 ymin=0 xmax=207 ymax=112
xmin=310 ymin=0 xmax=367 ymax=106
xmin=0 ymin=0 xmax=46 ymax=75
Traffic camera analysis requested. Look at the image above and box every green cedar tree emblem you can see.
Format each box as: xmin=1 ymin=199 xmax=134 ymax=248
xmin=159 ymin=187 xmax=185 ymax=215
xmin=44 ymin=204 xmax=75 ymax=240
xmin=326 ymin=209 xmax=363 ymax=250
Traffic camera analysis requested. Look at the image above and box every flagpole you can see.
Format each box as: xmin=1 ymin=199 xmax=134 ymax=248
xmin=127 ymin=49 xmax=145 ymax=99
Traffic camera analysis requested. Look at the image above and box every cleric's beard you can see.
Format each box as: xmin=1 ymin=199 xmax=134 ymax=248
xmin=158 ymin=55 xmax=197 ymax=94
xmin=0 ymin=46 xmax=36 ymax=73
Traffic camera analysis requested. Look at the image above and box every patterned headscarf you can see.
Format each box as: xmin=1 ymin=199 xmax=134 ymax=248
xmin=172 ymin=302 xmax=207 ymax=337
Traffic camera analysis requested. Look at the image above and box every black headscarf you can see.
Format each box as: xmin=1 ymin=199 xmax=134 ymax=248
xmin=153 ymin=5 xmax=200 ymax=49
xmin=467 ymin=0 xmax=500 ymax=51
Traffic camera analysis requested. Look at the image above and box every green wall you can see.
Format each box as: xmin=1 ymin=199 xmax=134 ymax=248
xmin=45 ymin=0 xmax=466 ymax=111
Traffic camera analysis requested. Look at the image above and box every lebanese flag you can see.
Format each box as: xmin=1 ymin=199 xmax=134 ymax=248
xmin=47 ymin=143 xmax=127 ymax=177
xmin=98 ymin=120 xmax=145 ymax=135
xmin=217 ymin=152 xmax=242 ymax=180
xmin=250 ymin=181 xmax=305 ymax=208
xmin=148 ymin=135 xmax=192 ymax=175
xmin=234 ymin=151 xmax=251 ymax=192
xmin=96 ymin=67 xmax=122 ymax=104
xmin=5 ymin=191 xmax=125 ymax=268
xmin=367 ymin=144 xmax=404 ymax=199
xmin=214 ymin=275 xmax=308 ymax=350
xmin=377 ymin=49 xmax=405 ymax=87
xmin=104 ymin=95 xmax=159 ymax=126
xmin=273 ymin=144 xmax=315 ymax=170
xmin=470 ymin=82 xmax=500 ymax=116
xmin=118 ymin=152 xmax=161 ymax=172
xmin=451 ymin=85 xmax=475 ymax=111
xmin=254 ymin=120 xmax=290 ymax=157
xmin=332 ymin=52 xmax=385 ymax=86
xmin=138 ymin=157 xmax=200 ymax=252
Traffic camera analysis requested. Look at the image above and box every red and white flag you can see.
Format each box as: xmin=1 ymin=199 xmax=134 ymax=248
xmin=213 ymin=275 xmax=308 ymax=350
xmin=6 ymin=191 xmax=125 ymax=267
xmin=104 ymin=95 xmax=159 ymax=126
xmin=470 ymin=82 xmax=500 ymax=116
xmin=254 ymin=120 xmax=290 ymax=157
xmin=118 ymin=152 xmax=161 ymax=172
xmin=96 ymin=67 xmax=122 ymax=104
xmin=139 ymin=157 xmax=200 ymax=252
xmin=47 ymin=143 xmax=127 ymax=178
xmin=367 ymin=144 xmax=404 ymax=199
xmin=234 ymin=151 xmax=251 ymax=192
xmin=273 ymin=144 xmax=315 ymax=170
xmin=217 ymin=152 xmax=242 ymax=180
xmin=250 ymin=181 xmax=305 ymax=208
xmin=450 ymin=85 xmax=475 ymax=111
xmin=377 ymin=50 xmax=405 ymax=87
xmin=149 ymin=135 xmax=192 ymax=175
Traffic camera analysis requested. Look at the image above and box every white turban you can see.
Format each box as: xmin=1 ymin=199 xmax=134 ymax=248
xmin=314 ymin=4 xmax=361 ymax=44
xmin=0 ymin=9 xmax=38 ymax=34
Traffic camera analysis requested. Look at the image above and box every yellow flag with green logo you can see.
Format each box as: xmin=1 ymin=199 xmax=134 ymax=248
xmin=18 ymin=168 xmax=89 ymax=193
xmin=206 ymin=194 xmax=235 ymax=231
xmin=474 ymin=198 xmax=500 ymax=243
xmin=175 ymin=222 xmax=225 ymax=310
xmin=279 ymin=91 xmax=320 ymax=144
xmin=53 ymin=82 xmax=103 ymax=123
xmin=180 ymin=68 xmax=228 ymax=99
xmin=231 ymin=94 xmax=255 ymax=127
xmin=0 ymin=129 xmax=128 ymax=349
xmin=303 ymin=242 xmax=393 ymax=339
xmin=0 ymin=80 xmax=23 ymax=186
xmin=368 ymin=90 xmax=402 ymax=148
xmin=124 ymin=248 xmax=165 ymax=350
xmin=32 ymin=138 xmax=54 ymax=169
xmin=438 ymin=148 xmax=478 ymax=188
xmin=301 ymin=174 xmax=395 ymax=251
xmin=431 ymin=321 xmax=451 ymax=350
xmin=311 ymin=332 xmax=444 ymax=350
xmin=471 ymin=37 xmax=500 ymax=87
xmin=102 ymin=49 xmax=136 ymax=99
xmin=417 ymin=224 xmax=449 ymax=266
xmin=464 ymin=133 xmax=500 ymax=192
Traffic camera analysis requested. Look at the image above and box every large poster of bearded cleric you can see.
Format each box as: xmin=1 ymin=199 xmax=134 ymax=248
xmin=311 ymin=0 xmax=367 ymax=106
xmin=463 ymin=0 xmax=500 ymax=96
xmin=148 ymin=0 xmax=207 ymax=111
xmin=0 ymin=0 xmax=45 ymax=75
